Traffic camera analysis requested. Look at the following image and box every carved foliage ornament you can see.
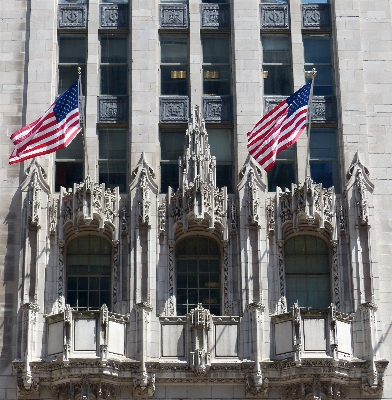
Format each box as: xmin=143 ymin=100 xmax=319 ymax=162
xmin=17 ymin=375 xmax=40 ymax=397
xmin=134 ymin=371 xmax=156 ymax=398
xmin=260 ymin=4 xmax=289 ymax=30
xmin=138 ymin=168 xmax=151 ymax=226
xmin=246 ymin=372 xmax=269 ymax=398
xmin=247 ymin=169 xmax=260 ymax=225
xmin=28 ymin=170 xmax=41 ymax=227
xmin=200 ymin=4 xmax=230 ymax=29
xmin=354 ymin=169 xmax=369 ymax=225
xmin=58 ymin=4 xmax=87 ymax=29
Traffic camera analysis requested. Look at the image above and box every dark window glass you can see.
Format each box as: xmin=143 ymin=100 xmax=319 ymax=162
xmin=176 ymin=236 xmax=220 ymax=315
xmin=262 ymin=34 xmax=292 ymax=96
xmin=67 ymin=236 xmax=112 ymax=311
xmin=303 ymin=35 xmax=333 ymax=96
xmin=310 ymin=128 xmax=340 ymax=192
xmin=100 ymin=36 xmax=128 ymax=95
xmin=285 ymin=235 xmax=330 ymax=310
xmin=208 ymin=129 xmax=233 ymax=192
xmin=161 ymin=35 xmax=189 ymax=96
xmin=267 ymin=146 xmax=296 ymax=192
xmin=160 ymin=130 xmax=185 ymax=193
xmin=98 ymin=129 xmax=127 ymax=192
xmin=55 ymin=133 xmax=84 ymax=192
xmin=202 ymin=35 xmax=231 ymax=96
xmin=58 ymin=35 xmax=87 ymax=95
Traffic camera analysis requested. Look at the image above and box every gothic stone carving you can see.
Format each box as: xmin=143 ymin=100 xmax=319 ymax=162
xmin=246 ymin=169 xmax=261 ymax=226
xmin=260 ymin=4 xmax=289 ymax=30
xmin=189 ymin=304 xmax=212 ymax=376
xmin=246 ymin=372 xmax=269 ymax=398
xmin=200 ymin=4 xmax=230 ymax=29
xmin=301 ymin=4 xmax=331 ymax=29
xmin=17 ymin=375 xmax=39 ymax=398
xmin=100 ymin=4 xmax=129 ymax=29
xmin=58 ymin=4 xmax=88 ymax=29
xmin=48 ymin=198 xmax=58 ymax=236
xmin=98 ymin=96 xmax=129 ymax=123
xmin=311 ymin=96 xmax=337 ymax=123
xmin=159 ymin=96 xmax=189 ymax=123
xmin=28 ymin=170 xmax=41 ymax=228
xmin=133 ymin=371 xmax=156 ymax=398
xmin=159 ymin=4 xmax=188 ymax=29
xmin=167 ymin=240 xmax=175 ymax=316
xmin=354 ymin=169 xmax=369 ymax=225
xmin=158 ymin=200 xmax=166 ymax=236
xmin=138 ymin=169 xmax=151 ymax=226
xmin=264 ymin=96 xmax=336 ymax=123
xmin=202 ymin=96 xmax=233 ymax=123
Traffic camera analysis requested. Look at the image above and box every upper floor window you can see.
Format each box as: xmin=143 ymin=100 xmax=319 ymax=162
xmin=302 ymin=0 xmax=328 ymax=3
xmin=55 ymin=133 xmax=84 ymax=192
xmin=161 ymin=35 xmax=189 ymax=96
xmin=260 ymin=0 xmax=287 ymax=3
xmin=58 ymin=34 xmax=87 ymax=95
xmin=310 ymin=128 xmax=340 ymax=193
xmin=262 ymin=34 xmax=292 ymax=96
xmin=101 ymin=0 xmax=128 ymax=3
xmin=202 ymin=35 xmax=231 ymax=96
xmin=267 ymin=146 xmax=296 ymax=192
xmin=303 ymin=34 xmax=333 ymax=96
xmin=176 ymin=236 xmax=221 ymax=316
xmin=67 ymin=236 xmax=112 ymax=310
xmin=285 ymin=235 xmax=330 ymax=310
xmin=160 ymin=129 xmax=184 ymax=193
xmin=100 ymin=35 xmax=128 ymax=95
xmin=208 ymin=128 xmax=233 ymax=192
xmin=98 ymin=128 xmax=127 ymax=192
xmin=59 ymin=0 xmax=87 ymax=3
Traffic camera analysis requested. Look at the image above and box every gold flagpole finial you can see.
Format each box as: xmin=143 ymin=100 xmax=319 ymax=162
xmin=305 ymin=68 xmax=317 ymax=80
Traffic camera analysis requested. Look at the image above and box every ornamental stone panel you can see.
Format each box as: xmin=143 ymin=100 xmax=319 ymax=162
xmin=260 ymin=4 xmax=289 ymax=30
xmin=159 ymin=96 xmax=189 ymax=123
xmin=98 ymin=96 xmax=129 ymax=123
xmin=100 ymin=4 xmax=129 ymax=29
xmin=159 ymin=4 xmax=188 ymax=29
xmin=202 ymin=96 xmax=233 ymax=123
xmin=58 ymin=4 xmax=88 ymax=30
xmin=311 ymin=96 xmax=337 ymax=123
xmin=301 ymin=4 xmax=331 ymax=30
xmin=263 ymin=95 xmax=337 ymax=123
xmin=200 ymin=4 xmax=230 ymax=29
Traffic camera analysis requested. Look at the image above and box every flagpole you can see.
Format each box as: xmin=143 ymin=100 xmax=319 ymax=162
xmin=305 ymin=68 xmax=317 ymax=179
xmin=78 ymin=67 xmax=89 ymax=179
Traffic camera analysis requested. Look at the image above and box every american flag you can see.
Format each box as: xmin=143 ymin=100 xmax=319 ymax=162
xmin=9 ymin=81 xmax=81 ymax=165
xmin=247 ymin=81 xmax=312 ymax=171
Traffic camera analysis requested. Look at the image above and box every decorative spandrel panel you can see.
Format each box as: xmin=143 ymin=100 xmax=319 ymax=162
xmin=159 ymin=4 xmax=189 ymax=29
xmin=264 ymin=96 xmax=336 ymax=123
xmin=98 ymin=96 xmax=129 ymax=123
xmin=301 ymin=4 xmax=331 ymax=30
xmin=159 ymin=96 xmax=189 ymax=123
xmin=260 ymin=4 xmax=289 ymax=30
xmin=58 ymin=4 xmax=88 ymax=30
xmin=100 ymin=4 xmax=129 ymax=29
xmin=202 ymin=96 xmax=233 ymax=124
xmin=311 ymin=96 xmax=337 ymax=123
xmin=200 ymin=4 xmax=230 ymax=29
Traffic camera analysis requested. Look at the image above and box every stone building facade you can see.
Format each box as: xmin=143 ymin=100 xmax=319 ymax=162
xmin=1 ymin=0 xmax=392 ymax=399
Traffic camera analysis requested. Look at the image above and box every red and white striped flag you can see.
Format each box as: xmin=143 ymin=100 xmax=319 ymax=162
xmin=247 ymin=81 xmax=312 ymax=171
xmin=9 ymin=81 xmax=81 ymax=165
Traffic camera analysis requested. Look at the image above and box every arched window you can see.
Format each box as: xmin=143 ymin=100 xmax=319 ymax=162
xmin=66 ymin=235 xmax=111 ymax=310
xmin=285 ymin=235 xmax=330 ymax=310
xmin=176 ymin=236 xmax=220 ymax=316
